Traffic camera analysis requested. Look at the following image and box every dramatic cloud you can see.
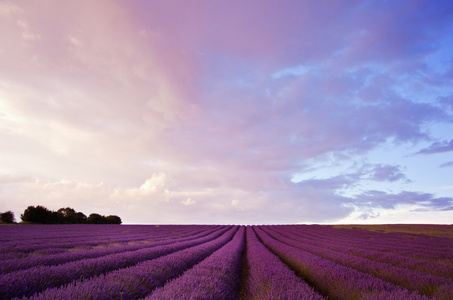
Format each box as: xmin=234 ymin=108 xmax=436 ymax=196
xmin=365 ymin=164 xmax=408 ymax=183
xmin=354 ymin=191 xmax=453 ymax=211
xmin=417 ymin=139 xmax=453 ymax=155
xmin=1 ymin=0 xmax=452 ymax=224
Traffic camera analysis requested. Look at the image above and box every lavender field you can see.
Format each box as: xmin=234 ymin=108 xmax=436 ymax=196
xmin=1 ymin=224 xmax=452 ymax=299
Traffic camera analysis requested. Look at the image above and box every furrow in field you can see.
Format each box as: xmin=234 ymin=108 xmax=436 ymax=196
xmin=239 ymin=226 xmax=324 ymax=300
xmin=22 ymin=226 xmax=239 ymax=300
xmin=0 ymin=225 xmax=216 ymax=258
xmin=0 ymin=226 xmax=232 ymax=299
xmin=254 ymin=226 xmax=430 ymax=300
xmin=268 ymin=226 xmax=453 ymax=280
xmin=0 ymin=226 xmax=222 ymax=274
xmin=262 ymin=226 xmax=452 ymax=298
xmin=145 ymin=226 xmax=245 ymax=300
xmin=278 ymin=225 xmax=453 ymax=261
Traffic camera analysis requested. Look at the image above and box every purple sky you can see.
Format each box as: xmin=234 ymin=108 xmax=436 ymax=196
xmin=1 ymin=0 xmax=452 ymax=224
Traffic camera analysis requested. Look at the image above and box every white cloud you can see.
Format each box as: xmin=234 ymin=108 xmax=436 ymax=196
xmin=139 ymin=173 xmax=167 ymax=192
xmin=181 ymin=198 xmax=196 ymax=206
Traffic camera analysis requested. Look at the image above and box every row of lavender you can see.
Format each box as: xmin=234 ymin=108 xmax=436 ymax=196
xmin=0 ymin=224 xmax=216 ymax=258
xmin=271 ymin=225 xmax=453 ymax=279
xmin=0 ymin=225 xmax=217 ymax=272
xmin=0 ymin=225 xmax=229 ymax=299
xmin=24 ymin=226 xmax=241 ymax=300
xmin=287 ymin=225 xmax=453 ymax=263
xmin=1 ymin=224 xmax=452 ymax=299
xmin=3 ymin=225 xmax=323 ymax=300
xmin=255 ymin=226 xmax=453 ymax=299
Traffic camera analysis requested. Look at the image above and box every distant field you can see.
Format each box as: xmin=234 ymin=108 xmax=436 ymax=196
xmin=1 ymin=224 xmax=452 ymax=299
xmin=330 ymin=224 xmax=453 ymax=238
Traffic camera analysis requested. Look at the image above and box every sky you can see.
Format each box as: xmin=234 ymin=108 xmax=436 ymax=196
xmin=1 ymin=0 xmax=452 ymax=225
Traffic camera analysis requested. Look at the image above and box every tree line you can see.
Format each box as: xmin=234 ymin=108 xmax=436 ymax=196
xmin=0 ymin=206 xmax=121 ymax=224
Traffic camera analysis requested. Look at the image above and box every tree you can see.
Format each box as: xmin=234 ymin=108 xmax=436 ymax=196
xmin=74 ymin=212 xmax=87 ymax=224
xmin=56 ymin=207 xmax=87 ymax=223
xmin=87 ymin=213 xmax=107 ymax=224
xmin=105 ymin=215 xmax=122 ymax=224
xmin=0 ymin=211 xmax=15 ymax=223
xmin=57 ymin=207 xmax=77 ymax=223
xmin=21 ymin=205 xmax=58 ymax=224
xmin=18 ymin=205 xmax=120 ymax=225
